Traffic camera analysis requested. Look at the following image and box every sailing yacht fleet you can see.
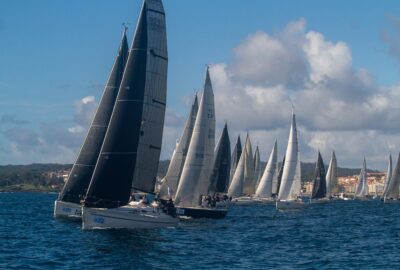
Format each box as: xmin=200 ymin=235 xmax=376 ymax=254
xmin=54 ymin=0 xmax=400 ymax=230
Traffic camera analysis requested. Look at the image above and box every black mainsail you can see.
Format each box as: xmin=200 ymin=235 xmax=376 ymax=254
xmin=84 ymin=0 xmax=168 ymax=208
xmin=209 ymin=123 xmax=231 ymax=193
xmin=230 ymin=135 xmax=242 ymax=182
xmin=58 ymin=30 xmax=129 ymax=204
xmin=311 ymin=151 xmax=326 ymax=199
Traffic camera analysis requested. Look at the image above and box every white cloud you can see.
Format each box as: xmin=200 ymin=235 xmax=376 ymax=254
xmin=200 ymin=18 xmax=400 ymax=170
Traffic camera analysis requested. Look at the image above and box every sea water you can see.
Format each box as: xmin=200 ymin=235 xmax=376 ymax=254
xmin=1 ymin=193 xmax=399 ymax=269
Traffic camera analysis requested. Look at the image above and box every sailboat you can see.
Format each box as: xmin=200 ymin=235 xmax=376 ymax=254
xmin=158 ymin=95 xmax=198 ymax=200
xmin=82 ymin=0 xmax=178 ymax=229
xmin=254 ymin=146 xmax=262 ymax=189
xmin=54 ymin=28 xmax=129 ymax=218
xmin=208 ymin=123 xmax=231 ymax=195
xmin=254 ymin=140 xmax=277 ymax=204
xmin=230 ymin=136 xmax=242 ymax=184
xmin=325 ymin=151 xmax=338 ymax=199
xmin=228 ymin=134 xmax=257 ymax=205
xmin=382 ymin=153 xmax=392 ymax=200
xmin=383 ymin=153 xmax=400 ymax=203
xmin=310 ymin=151 xmax=327 ymax=203
xmin=354 ymin=158 xmax=369 ymax=200
xmin=174 ymin=67 xmax=227 ymax=218
xmin=276 ymin=111 xmax=306 ymax=210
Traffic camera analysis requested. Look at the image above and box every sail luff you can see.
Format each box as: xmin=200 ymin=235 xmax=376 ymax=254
xmin=311 ymin=151 xmax=326 ymax=199
xmin=158 ymin=95 xmax=198 ymax=199
xmin=58 ymin=30 xmax=129 ymax=204
xmin=255 ymin=140 xmax=277 ymax=198
xmin=278 ymin=112 xmax=300 ymax=201
xmin=174 ymin=68 xmax=215 ymax=207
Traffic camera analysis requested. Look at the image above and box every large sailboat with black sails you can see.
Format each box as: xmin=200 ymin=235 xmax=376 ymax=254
xmin=82 ymin=0 xmax=178 ymax=229
xmin=54 ymin=28 xmax=129 ymax=218
xmin=276 ymin=111 xmax=307 ymax=210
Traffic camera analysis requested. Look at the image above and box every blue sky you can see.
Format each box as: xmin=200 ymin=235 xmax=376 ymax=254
xmin=1 ymin=0 xmax=400 ymax=169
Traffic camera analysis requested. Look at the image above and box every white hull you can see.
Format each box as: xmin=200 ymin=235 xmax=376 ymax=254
xmin=253 ymin=197 xmax=276 ymax=205
xmin=276 ymin=200 xmax=308 ymax=210
xmin=82 ymin=204 xmax=178 ymax=230
xmin=232 ymin=196 xmax=260 ymax=205
xmin=54 ymin=200 xmax=82 ymax=218
xmin=310 ymin=198 xmax=330 ymax=204
xmin=383 ymin=198 xmax=400 ymax=204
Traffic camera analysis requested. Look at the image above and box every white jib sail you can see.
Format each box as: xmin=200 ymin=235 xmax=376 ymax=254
xmin=382 ymin=153 xmax=392 ymax=198
xmin=325 ymin=151 xmax=338 ymax=198
xmin=255 ymin=140 xmax=277 ymax=198
xmin=158 ymin=95 xmax=198 ymax=199
xmin=278 ymin=112 xmax=301 ymax=201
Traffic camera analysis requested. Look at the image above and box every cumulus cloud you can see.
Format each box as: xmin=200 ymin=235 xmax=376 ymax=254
xmin=198 ymin=18 xmax=400 ymax=169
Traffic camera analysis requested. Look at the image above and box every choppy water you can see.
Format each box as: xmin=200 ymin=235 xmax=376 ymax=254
xmin=1 ymin=193 xmax=400 ymax=269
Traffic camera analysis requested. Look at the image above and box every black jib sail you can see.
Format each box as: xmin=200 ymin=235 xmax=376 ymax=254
xmin=209 ymin=123 xmax=231 ymax=193
xmin=311 ymin=151 xmax=327 ymax=199
xmin=58 ymin=30 xmax=129 ymax=204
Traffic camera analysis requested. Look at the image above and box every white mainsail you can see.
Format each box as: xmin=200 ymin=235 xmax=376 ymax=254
xmin=385 ymin=153 xmax=400 ymax=200
xmin=228 ymin=134 xmax=254 ymax=197
xmin=354 ymin=158 xmax=368 ymax=198
xmin=278 ymin=112 xmax=301 ymax=201
xmin=174 ymin=68 xmax=215 ymax=207
xmin=254 ymin=146 xmax=262 ymax=189
xmin=325 ymin=151 xmax=338 ymax=198
xmin=382 ymin=153 xmax=392 ymax=198
xmin=158 ymin=95 xmax=198 ymax=199
xmin=242 ymin=134 xmax=255 ymax=195
xmin=255 ymin=140 xmax=277 ymax=198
